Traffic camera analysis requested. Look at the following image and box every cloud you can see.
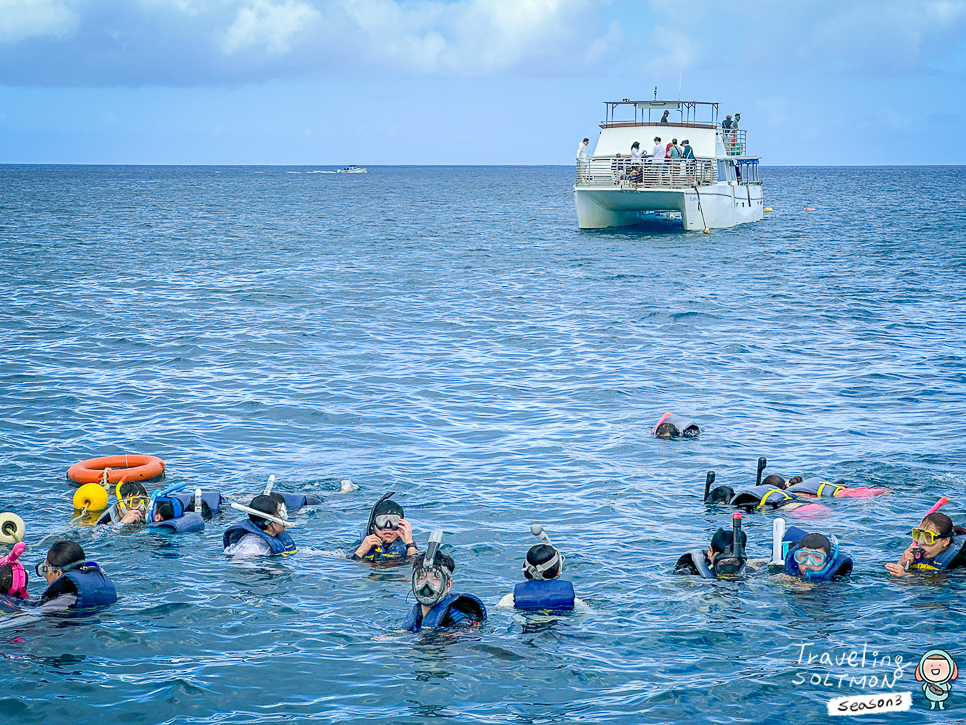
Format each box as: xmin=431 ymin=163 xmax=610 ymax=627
xmin=0 ymin=0 xmax=79 ymax=45
xmin=222 ymin=0 xmax=321 ymax=55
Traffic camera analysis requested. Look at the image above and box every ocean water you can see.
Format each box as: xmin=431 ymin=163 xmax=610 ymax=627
xmin=0 ymin=165 xmax=965 ymax=724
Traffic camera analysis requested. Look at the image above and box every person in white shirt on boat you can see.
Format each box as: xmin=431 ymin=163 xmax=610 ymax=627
xmin=576 ymin=137 xmax=590 ymax=181
xmin=628 ymin=142 xmax=643 ymax=183
xmin=649 ymin=137 xmax=665 ymax=185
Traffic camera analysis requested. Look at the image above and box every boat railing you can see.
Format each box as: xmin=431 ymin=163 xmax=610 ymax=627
xmin=575 ymin=156 xmax=718 ymax=189
xmin=721 ymin=129 xmax=747 ymax=156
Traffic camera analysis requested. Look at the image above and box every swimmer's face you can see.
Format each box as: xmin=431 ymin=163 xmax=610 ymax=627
xmin=923 ymin=656 xmax=951 ymax=683
xmin=915 ymin=521 xmax=949 ymax=558
xmin=374 ymin=524 xmax=399 ymax=544
xmin=795 ymin=548 xmax=828 ymax=575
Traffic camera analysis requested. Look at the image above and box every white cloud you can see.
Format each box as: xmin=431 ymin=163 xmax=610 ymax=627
xmin=222 ymin=0 xmax=321 ymax=55
xmin=0 ymin=0 xmax=79 ymax=45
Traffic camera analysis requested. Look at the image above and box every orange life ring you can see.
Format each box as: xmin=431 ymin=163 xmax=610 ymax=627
xmin=67 ymin=455 xmax=166 ymax=485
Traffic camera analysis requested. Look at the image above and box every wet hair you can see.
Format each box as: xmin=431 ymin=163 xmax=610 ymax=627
xmin=119 ymin=481 xmax=148 ymax=499
xmin=799 ymin=533 xmax=832 ymax=556
xmin=414 ymin=550 xmax=455 ymax=575
xmin=46 ymin=541 xmax=85 ymax=569
xmin=248 ymin=495 xmax=281 ymax=529
xmin=373 ymin=499 xmax=404 ymax=518
xmin=920 ymin=513 xmax=966 ymax=538
xmin=762 ymin=474 xmax=786 ymax=489
xmin=710 ymin=528 xmax=746 ymax=555
xmin=524 ymin=544 xmax=560 ymax=580
xmin=787 ymin=475 xmax=803 ymax=485
xmin=155 ymin=501 xmax=175 ymax=521
xmin=707 ymin=486 xmax=735 ymax=505
xmin=0 ymin=563 xmax=25 ymax=595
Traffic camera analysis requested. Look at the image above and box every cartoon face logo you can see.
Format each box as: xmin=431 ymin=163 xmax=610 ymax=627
xmin=916 ymin=649 xmax=958 ymax=711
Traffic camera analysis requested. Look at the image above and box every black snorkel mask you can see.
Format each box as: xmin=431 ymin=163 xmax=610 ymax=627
xmin=713 ymin=513 xmax=747 ymax=579
xmin=412 ymin=530 xmax=450 ymax=606
xmin=366 ymin=491 xmax=395 ymax=536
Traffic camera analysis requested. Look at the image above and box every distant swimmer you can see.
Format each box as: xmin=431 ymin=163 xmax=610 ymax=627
xmin=95 ymin=481 xmax=150 ymax=526
xmin=757 ymin=460 xmax=887 ymax=498
xmin=497 ymin=525 xmax=584 ymax=611
xmin=352 ymin=492 xmax=418 ymax=563
xmin=653 ymin=412 xmax=700 ymax=439
xmin=886 ymin=511 xmax=966 ymax=577
xmin=780 ymin=527 xmax=853 ymax=580
xmin=675 ymin=513 xmax=749 ymax=578
xmin=35 ymin=541 xmax=117 ymax=611
xmin=223 ymin=495 xmax=296 ymax=559
xmin=0 ymin=542 xmax=29 ymax=612
xmin=403 ymin=531 xmax=486 ymax=633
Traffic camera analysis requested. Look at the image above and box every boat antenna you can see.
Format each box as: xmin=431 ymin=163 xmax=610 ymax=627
xmin=654 ymin=86 xmax=658 ymax=101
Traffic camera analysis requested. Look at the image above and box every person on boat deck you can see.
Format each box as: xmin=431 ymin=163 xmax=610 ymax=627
xmin=732 ymin=113 xmax=741 ymax=129
xmin=659 ymin=110 xmax=670 ymax=124
xmin=576 ymin=137 xmax=589 ymax=161
xmin=35 ymin=541 xmax=117 ymax=611
xmin=352 ymin=498 xmax=417 ymax=562
xmin=762 ymin=473 xmax=887 ymax=498
xmin=782 ymin=531 xmax=853 ymax=580
xmin=497 ymin=543 xmax=584 ymax=610
xmin=885 ymin=513 xmax=966 ymax=577
xmin=403 ymin=549 xmax=486 ymax=633
xmin=722 ymin=114 xmax=733 ymax=130
xmin=675 ymin=527 xmax=749 ymax=578
xmin=223 ymin=494 xmax=296 ymax=559
xmin=650 ymin=137 xmax=663 ymax=161
xmin=0 ymin=542 xmax=29 ymax=612
xmin=95 ymin=481 xmax=150 ymax=526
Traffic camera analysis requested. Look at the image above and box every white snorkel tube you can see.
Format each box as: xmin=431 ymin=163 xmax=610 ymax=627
xmin=771 ymin=518 xmax=786 ymax=567
xmin=263 ymin=474 xmax=276 ymax=496
xmin=230 ymin=501 xmax=294 ymax=528
xmin=412 ymin=530 xmax=448 ymax=606
xmin=525 ymin=524 xmax=564 ymax=580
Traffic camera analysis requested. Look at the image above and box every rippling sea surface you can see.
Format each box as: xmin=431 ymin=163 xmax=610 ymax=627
xmin=1 ymin=165 xmax=965 ymax=724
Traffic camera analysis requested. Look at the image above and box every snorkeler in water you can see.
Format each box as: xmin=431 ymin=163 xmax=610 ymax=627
xmin=0 ymin=542 xmax=29 ymax=611
xmin=653 ymin=412 xmax=700 ymax=439
xmin=35 ymin=541 xmax=117 ymax=611
xmin=703 ymin=465 xmax=831 ymax=520
xmin=757 ymin=460 xmax=887 ymax=498
xmin=885 ymin=511 xmax=966 ymax=577
xmin=675 ymin=513 xmax=749 ymax=579
xmin=223 ymin=494 xmax=296 ymax=559
xmin=780 ymin=527 xmax=853 ymax=580
xmin=352 ymin=493 xmax=418 ymax=562
xmin=403 ymin=531 xmax=486 ymax=633
xmin=497 ymin=525 xmax=583 ymax=611
xmin=95 ymin=481 xmax=150 ymax=526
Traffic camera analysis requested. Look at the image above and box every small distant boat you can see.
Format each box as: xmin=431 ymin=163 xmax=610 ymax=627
xmin=336 ymin=166 xmax=367 ymax=174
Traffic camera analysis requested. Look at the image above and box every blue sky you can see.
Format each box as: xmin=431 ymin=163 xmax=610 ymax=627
xmin=1 ymin=0 xmax=965 ymax=164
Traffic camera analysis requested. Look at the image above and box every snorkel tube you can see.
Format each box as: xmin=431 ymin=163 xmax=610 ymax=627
xmin=905 ymin=496 xmax=950 ymax=570
xmin=147 ymin=481 xmax=191 ymax=523
xmin=712 ymin=513 xmax=748 ymax=578
xmin=704 ymin=471 xmax=715 ymax=502
xmin=366 ymin=492 xmax=395 ymax=537
xmin=412 ymin=530 xmax=449 ymax=606
xmin=264 ymin=475 xmax=276 ymax=496
xmin=770 ymin=517 xmax=786 ymax=569
xmin=756 ymin=457 xmax=767 ymax=487
xmin=229 ymin=501 xmax=293 ymax=528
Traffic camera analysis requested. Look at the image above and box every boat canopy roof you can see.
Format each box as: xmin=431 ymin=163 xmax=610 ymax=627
xmin=603 ymin=99 xmax=719 ymax=128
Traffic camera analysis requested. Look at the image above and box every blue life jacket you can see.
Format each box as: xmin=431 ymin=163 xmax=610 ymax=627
xmin=782 ymin=527 xmax=852 ymax=580
xmin=403 ymin=593 xmax=487 ymax=633
xmin=356 ymin=529 xmax=410 ymax=561
xmin=41 ymin=562 xmax=118 ymax=609
xmin=784 ymin=477 xmax=845 ymax=498
xmin=149 ymin=511 xmax=205 ymax=534
xmin=675 ymin=549 xmax=716 ymax=578
xmin=223 ymin=519 xmax=297 ymax=555
xmin=513 ymin=579 xmax=575 ymax=611
xmin=731 ymin=485 xmax=796 ymax=511
xmin=909 ymin=535 xmax=966 ymax=572
xmin=274 ymin=492 xmax=323 ymax=511
xmin=171 ymin=492 xmax=223 ymax=516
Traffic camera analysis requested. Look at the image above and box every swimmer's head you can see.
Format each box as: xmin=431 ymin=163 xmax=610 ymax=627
xmin=523 ymin=543 xmax=562 ymax=581
xmin=762 ymin=474 xmax=786 ymax=490
xmin=118 ymin=481 xmax=148 ymax=499
xmin=708 ymin=527 xmax=747 ymax=578
xmin=709 ymin=528 xmax=746 ymax=557
xmin=795 ymin=533 xmax=834 ymax=577
xmin=412 ymin=550 xmax=455 ymax=606
xmin=38 ymin=541 xmax=86 ymax=585
xmin=370 ymin=499 xmax=404 ymax=542
xmin=154 ymin=500 xmax=176 ymax=522
xmin=707 ymin=486 xmax=735 ymax=505
xmin=248 ymin=494 xmax=287 ymax=532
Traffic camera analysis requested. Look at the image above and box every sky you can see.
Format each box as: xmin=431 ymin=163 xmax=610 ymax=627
xmin=1 ymin=0 xmax=965 ymax=165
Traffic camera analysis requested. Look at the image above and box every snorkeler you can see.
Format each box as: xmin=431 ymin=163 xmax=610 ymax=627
xmin=885 ymin=511 xmax=966 ymax=577
xmin=0 ymin=542 xmax=29 ymax=611
xmin=675 ymin=514 xmax=749 ymax=578
xmin=653 ymin=412 xmax=700 ymax=439
xmin=403 ymin=531 xmax=486 ymax=633
xmin=758 ymin=467 xmax=887 ymax=498
xmin=352 ymin=493 xmax=418 ymax=562
xmin=35 ymin=541 xmax=117 ymax=611
xmin=497 ymin=525 xmax=582 ymax=611
xmin=223 ymin=494 xmax=296 ymax=559
xmin=703 ymin=464 xmax=831 ymax=520
xmin=94 ymin=481 xmax=150 ymax=526
xmin=780 ymin=527 xmax=853 ymax=580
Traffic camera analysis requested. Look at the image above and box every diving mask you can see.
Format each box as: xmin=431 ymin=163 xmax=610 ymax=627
xmin=412 ymin=530 xmax=450 ymax=606
xmin=374 ymin=514 xmax=401 ymax=531
xmin=712 ymin=551 xmax=747 ymax=578
xmin=911 ymin=527 xmax=951 ymax=547
xmin=119 ymin=495 xmax=148 ymax=513
xmin=794 ymin=548 xmax=828 ymax=568
xmin=522 ymin=549 xmax=564 ymax=580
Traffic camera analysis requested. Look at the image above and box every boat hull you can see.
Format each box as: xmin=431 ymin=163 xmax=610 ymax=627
xmin=574 ymin=183 xmax=763 ymax=231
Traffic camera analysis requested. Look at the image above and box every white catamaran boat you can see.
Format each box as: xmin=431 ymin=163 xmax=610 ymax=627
xmin=336 ymin=166 xmax=367 ymax=174
xmin=574 ymin=98 xmax=763 ymax=231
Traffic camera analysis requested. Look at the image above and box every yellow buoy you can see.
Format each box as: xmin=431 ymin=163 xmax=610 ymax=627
xmin=703 ymin=229 xmax=710 ymax=234
xmin=764 ymin=207 xmax=773 ymax=212
xmin=73 ymin=483 xmax=109 ymax=512
xmin=0 ymin=512 xmax=25 ymax=544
